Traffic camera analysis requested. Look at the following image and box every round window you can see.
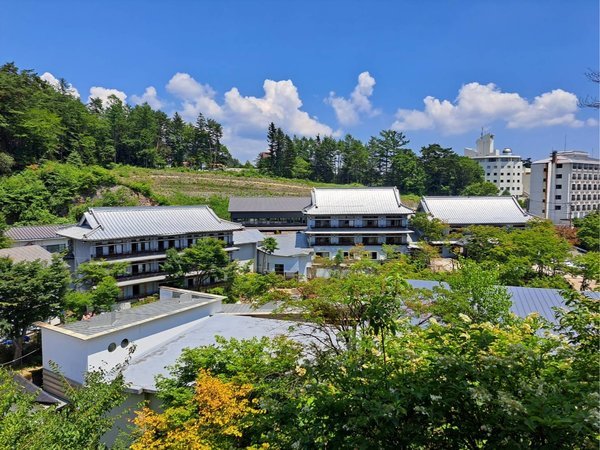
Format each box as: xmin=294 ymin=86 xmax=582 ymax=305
xmin=120 ymin=339 xmax=129 ymax=348
xmin=108 ymin=342 xmax=117 ymax=352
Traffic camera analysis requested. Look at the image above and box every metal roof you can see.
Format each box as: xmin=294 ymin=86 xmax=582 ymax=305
xmin=419 ymin=196 xmax=531 ymax=226
xmin=305 ymin=228 xmax=411 ymax=235
xmin=304 ymin=187 xmax=413 ymax=216
xmin=404 ymin=279 xmax=600 ymax=325
xmin=229 ymin=196 xmax=311 ymax=212
xmin=0 ymin=245 xmax=53 ymax=263
xmin=121 ymin=315 xmax=321 ymax=392
xmin=5 ymin=224 xmax=73 ymax=241
xmin=233 ymin=229 xmax=265 ymax=245
xmin=262 ymin=232 xmax=313 ymax=257
xmin=54 ymin=292 xmax=223 ymax=338
xmin=56 ymin=206 xmax=242 ymax=241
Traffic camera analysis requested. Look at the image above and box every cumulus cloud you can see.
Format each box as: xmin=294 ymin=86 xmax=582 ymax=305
xmin=40 ymin=72 xmax=80 ymax=98
xmin=326 ymin=71 xmax=379 ymax=126
xmin=166 ymin=72 xmax=223 ymax=120
xmin=88 ymin=86 xmax=127 ymax=106
xmin=131 ymin=86 xmax=164 ymax=109
xmin=392 ymin=82 xmax=589 ymax=134
xmin=164 ymin=72 xmax=333 ymax=150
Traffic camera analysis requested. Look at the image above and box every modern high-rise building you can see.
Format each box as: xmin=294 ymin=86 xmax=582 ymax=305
xmin=464 ymin=133 xmax=524 ymax=196
xmin=529 ymin=151 xmax=600 ymax=225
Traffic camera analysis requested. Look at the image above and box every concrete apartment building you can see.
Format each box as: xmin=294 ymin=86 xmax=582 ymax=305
xmin=465 ymin=133 xmax=524 ymax=196
xmin=529 ymin=151 xmax=600 ymax=225
xmin=304 ymin=187 xmax=413 ymax=260
xmin=57 ymin=206 xmax=245 ymax=299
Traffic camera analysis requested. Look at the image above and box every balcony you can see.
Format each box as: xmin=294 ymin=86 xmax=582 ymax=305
xmin=385 ymin=237 xmax=404 ymax=245
xmin=362 ymin=220 xmax=379 ymax=228
xmin=337 ymin=220 xmax=355 ymax=228
xmin=362 ymin=237 xmax=380 ymax=245
xmin=338 ymin=237 xmax=356 ymax=246
xmin=315 ymin=238 xmax=332 ymax=245
xmin=313 ymin=221 xmax=332 ymax=229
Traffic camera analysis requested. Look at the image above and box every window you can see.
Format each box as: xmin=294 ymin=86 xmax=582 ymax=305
xmin=556 ymin=174 xmax=562 ymax=179
xmin=555 ymin=184 xmax=562 ymax=189
xmin=370 ymin=252 xmax=378 ymax=260
xmin=556 ymin=164 xmax=563 ymax=168
xmin=555 ymin=195 xmax=561 ymax=200
xmin=555 ymin=205 xmax=561 ymax=210
xmin=274 ymin=264 xmax=284 ymax=275
xmin=108 ymin=343 xmax=117 ymax=352
xmin=120 ymin=339 xmax=129 ymax=348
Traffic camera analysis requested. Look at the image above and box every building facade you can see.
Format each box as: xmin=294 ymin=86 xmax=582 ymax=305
xmin=228 ymin=196 xmax=310 ymax=231
xmin=304 ymin=187 xmax=413 ymax=260
xmin=529 ymin=151 xmax=600 ymax=225
xmin=464 ymin=133 xmax=524 ymax=196
xmin=5 ymin=224 xmax=71 ymax=253
xmin=57 ymin=206 xmax=243 ymax=299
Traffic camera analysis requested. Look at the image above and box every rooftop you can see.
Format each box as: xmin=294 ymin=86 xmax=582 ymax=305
xmin=233 ymin=228 xmax=265 ymax=245
xmin=0 ymin=245 xmax=54 ymax=263
xmin=262 ymin=232 xmax=313 ymax=257
xmin=43 ymin=290 xmax=224 ymax=339
xmin=229 ymin=196 xmax=311 ymax=212
xmin=304 ymin=187 xmax=413 ymax=216
xmin=419 ymin=196 xmax=531 ymax=226
xmin=533 ymin=151 xmax=600 ymax=165
xmin=5 ymin=224 xmax=73 ymax=242
xmin=56 ymin=206 xmax=242 ymax=241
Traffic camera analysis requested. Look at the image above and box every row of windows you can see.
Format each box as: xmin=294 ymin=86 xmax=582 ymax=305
xmin=571 ymin=184 xmax=599 ymax=191
xmin=570 ymin=194 xmax=598 ymax=201
xmin=93 ymin=234 xmax=231 ymax=257
xmin=486 ymin=172 xmax=520 ymax=177
xmin=555 ymin=204 xmax=598 ymax=211
xmin=572 ymin=173 xmax=599 ymax=180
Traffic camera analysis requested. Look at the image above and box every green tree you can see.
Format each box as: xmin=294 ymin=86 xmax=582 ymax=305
xmin=573 ymin=210 xmax=599 ymax=251
xmin=409 ymin=211 xmax=449 ymax=241
xmin=462 ymin=181 xmax=499 ymax=196
xmin=259 ymin=237 xmax=278 ymax=274
xmin=572 ymin=251 xmax=600 ymax=291
xmin=0 ymin=256 xmax=70 ymax=363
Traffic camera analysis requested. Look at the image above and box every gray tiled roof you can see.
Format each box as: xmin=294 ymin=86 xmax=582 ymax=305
xmin=229 ymin=196 xmax=311 ymax=212
xmin=5 ymin=224 xmax=73 ymax=241
xmin=419 ymin=196 xmax=531 ymax=226
xmin=304 ymin=187 xmax=413 ymax=216
xmin=57 ymin=206 xmax=242 ymax=241
xmin=233 ymin=229 xmax=265 ymax=245
xmin=0 ymin=245 xmax=53 ymax=263
xmin=60 ymin=293 xmax=221 ymax=337
xmin=263 ymin=232 xmax=313 ymax=257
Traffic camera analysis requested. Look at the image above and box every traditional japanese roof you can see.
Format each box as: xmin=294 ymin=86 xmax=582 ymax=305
xmin=56 ymin=206 xmax=242 ymax=241
xmin=419 ymin=196 xmax=531 ymax=226
xmin=0 ymin=245 xmax=53 ymax=263
xmin=228 ymin=196 xmax=311 ymax=212
xmin=304 ymin=187 xmax=413 ymax=216
xmin=261 ymin=232 xmax=313 ymax=257
xmin=233 ymin=229 xmax=265 ymax=245
xmin=5 ymin=224 xmax=72 ymax=242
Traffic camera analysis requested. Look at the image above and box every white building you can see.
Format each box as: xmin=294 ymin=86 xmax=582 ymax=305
xmin=57 ymin=206 xmax=244 ymax=299
xmin=257 ymin=232 xmax=313 ymax=278
xmin=465 ymin=133 xmax=524 ymax=196
xmin=304 ymin=187 xmax=413 ymax=260
xmin=529 ymin=151 xmax=600 ymax=225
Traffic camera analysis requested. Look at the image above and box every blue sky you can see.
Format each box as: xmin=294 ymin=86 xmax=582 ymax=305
xmin=1 ymin=0 xmax=598 ymax=162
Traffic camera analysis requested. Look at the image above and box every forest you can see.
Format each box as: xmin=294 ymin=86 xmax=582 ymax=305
xmin=0 ymin=63 xmax=498 ymax=198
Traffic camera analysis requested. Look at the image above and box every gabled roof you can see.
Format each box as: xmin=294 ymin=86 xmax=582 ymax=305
xmin=56 ymin=206 xmax=242 ymax=241
xmin=5 ymin=224 xmax=73 ymax=242
xmin=0 ymin=245 xmax=53 ymax=263
xmin=304 ymin=187 xmax=413 ymax=216
xmin=229 ymin=196 xmax=311 ymax=212
xmin=419 ymin=196 xmax=531 ymax=226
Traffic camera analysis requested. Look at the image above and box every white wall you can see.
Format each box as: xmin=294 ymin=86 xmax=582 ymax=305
xmin=41 ymin=296 xmax=222 ymax=384
xmin=231 ymin=242 xmax=257 ymax=271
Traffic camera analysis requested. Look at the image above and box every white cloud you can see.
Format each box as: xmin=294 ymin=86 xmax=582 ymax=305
xmin=326 ymin=71 xmax=379 ymax=126
xmin=131 ymin=86 xmax=164 ymax=109
xmin=88 ymin=86 xmax=127 ymax=106
xmin=392 ymin=82 xmax=589 ymax=134
xmin=40 ymin=72 xmax=80 ymax=98
xmin=166 ymin=72 xmax=223 ymax=120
